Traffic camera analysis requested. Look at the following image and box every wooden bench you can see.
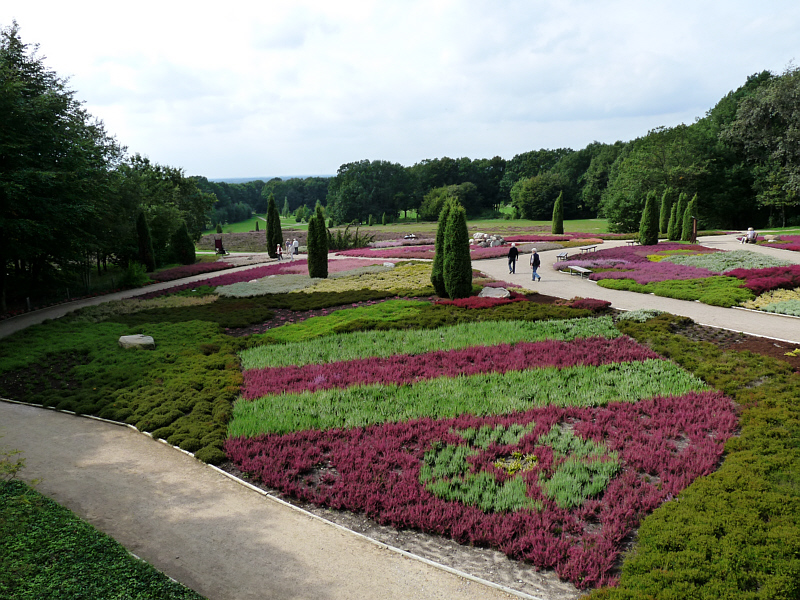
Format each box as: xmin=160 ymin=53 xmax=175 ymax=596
xmin=566 ymin=266 xmax=592 ymax=278
xmin=556 ymin=251 xmax=569 ymax=261
xmin=579 ymin=245 xmax=597 ymax=254
xmin=625 ymin=239 xmax=639 ymax=246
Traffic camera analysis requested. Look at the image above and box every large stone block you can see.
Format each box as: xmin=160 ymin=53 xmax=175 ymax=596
xmin=118 ymin=334 xmax=156 ymax=350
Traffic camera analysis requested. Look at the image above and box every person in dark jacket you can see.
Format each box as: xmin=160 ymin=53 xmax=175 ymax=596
xmin=507 ymin=243 xmax=519 ymax=274
xmin=530 ymin=248 xmax=541 ymax=281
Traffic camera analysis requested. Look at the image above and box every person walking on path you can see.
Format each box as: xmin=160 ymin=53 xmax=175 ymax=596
xmin=530 ymin=248 xmax=541 ymax=281
xmin=507 ymin=243 xmax=519 ymax=274
xmin=292 ymin=238 xmax=299 ymax=259
xmin=276 ymin=244 xmax=283 ymax=261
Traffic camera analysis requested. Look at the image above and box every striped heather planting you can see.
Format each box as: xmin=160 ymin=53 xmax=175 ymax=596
xmin=241 ymin=336 xmax=662 ymax=398
xmin=136 ymin=260 xmax=309 ymax=298
xmin=225 ymin=391 xmax=737 ymax=589
xmin=240 ymin=316 xmax=621 ymax=369
xmin=230 ymin=359 xmax=706 ymax=436
xmin=728 ymin=264 xmax=800 ymax=295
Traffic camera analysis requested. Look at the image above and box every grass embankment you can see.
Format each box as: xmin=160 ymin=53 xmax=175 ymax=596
xmin=0 ymin=480 xmax=204 ymax=600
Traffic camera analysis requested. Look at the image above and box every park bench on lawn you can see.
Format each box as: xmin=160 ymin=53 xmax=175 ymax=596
xmin=625 ymin=238 xmax=639 ymax=246
xmin=565 ymin=265 xmax=592 ymax=278
xmin=556 ymin=251 xmax=569 ymax=261
xmin=579 ymin=245 xmax=598 ymax=254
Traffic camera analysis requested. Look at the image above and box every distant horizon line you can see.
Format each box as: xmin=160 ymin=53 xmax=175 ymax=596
xmin=206 ymin=175 xmax=334 ymax=183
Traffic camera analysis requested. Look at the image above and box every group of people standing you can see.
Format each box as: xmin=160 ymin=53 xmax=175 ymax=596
xmin=507 ymin=243 xmax=541 ymax=281
xmin=277 ymin=238 xmax=300 ymax=260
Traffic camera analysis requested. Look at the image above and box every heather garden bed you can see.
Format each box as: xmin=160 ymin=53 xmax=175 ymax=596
xmin=555 ymin=243 xmax=800 ymax=312
xmin=1 ymin=258 xmax=799 ymax=598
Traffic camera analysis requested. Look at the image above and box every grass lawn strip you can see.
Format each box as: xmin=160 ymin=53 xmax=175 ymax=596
xmin=0 ymin=481 xmax=204 ymax=599
xmin=241 ymin=316 xmax=620 ymax=369
xmin=226 ymin=391 xmax=736 ymax=589
xmin=241 ymin=336 xmax=660 ymax=397
xmin=230 ymin=359 xmax=706 ymax=436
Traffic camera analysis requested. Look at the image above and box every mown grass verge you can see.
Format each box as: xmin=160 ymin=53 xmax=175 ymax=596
xmin=0 ymin=480 xmax=204 ymax=599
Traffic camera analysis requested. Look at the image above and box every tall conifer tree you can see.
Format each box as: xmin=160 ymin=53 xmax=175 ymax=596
xmin=667 ymin=203 xmax=679 ymax=241
xmin=682 ymin=194 xmax=699 ymax=242
xmin=443 ymin=201 xmax=472 ymax=299
xmin=639 ymin=191 xmax=659 ymax=246
xmin=674 ymin=192 xmax=689 ymax=241
xmin=551 ymin=191 xmax=564 ymax=234
xmin=659 ymin=188 xmax=674 ymax=234
xmin=431 ymin=200 xmax=452 ymax=297
xmin=307 ymin=205 xmax=328 ymax=278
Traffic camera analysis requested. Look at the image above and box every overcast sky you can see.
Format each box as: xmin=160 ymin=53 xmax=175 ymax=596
xmin=7 ymin=1 xmax=799 ymax=178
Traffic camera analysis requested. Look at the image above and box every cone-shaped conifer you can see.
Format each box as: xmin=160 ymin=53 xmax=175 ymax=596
xmin=431 ymin=199 xmax=452 ymax=297
xmin=307 ymin=205 xmax=328 ymax=278
xmin=638 ymin=191 xmax=659 ymax=246
xmin=443 ymin=201 xmax=472 ymax=299
xmin=551 ymin=191 xmax=564 ymax=234
xmin=171 ymin=221 xmax=196 ymax=265
xmin=682 ymin=194 xmax=699 ymax=242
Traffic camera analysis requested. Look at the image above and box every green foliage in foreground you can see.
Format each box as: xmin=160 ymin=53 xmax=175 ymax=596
xmin=0 ymin=481 xmax=204 ymax=599
xmin=591 ymin=315 xmax=800 ymax=600
xmin=249 ymin=297 xmax=594 ymax=346
xmin=230 ymin=359 xmax=705 ymax=436
xmin=0 ymin=321 xmax=242 ymax=465
xmin=241 ymin=316 xmax=620 ymax=369
xmin=597 ymin=276 xmax=755 ymax=307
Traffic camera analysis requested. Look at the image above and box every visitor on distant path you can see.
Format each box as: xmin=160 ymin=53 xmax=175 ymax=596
xmin=292 ymin=238 xmax=299 ymax=258
xmin=508 ymin=243 xmax=519 ymax=274
xmin=530 ymin=248 xmax=542 ymax=281
xmin=742 ymin=227 xmax=757 ymax=244
xmin=277 ymin=244 xmax=283 ymax=260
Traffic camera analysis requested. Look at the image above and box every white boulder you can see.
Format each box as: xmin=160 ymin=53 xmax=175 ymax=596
xmin=118 ymin=334 xmax=156 ymax=350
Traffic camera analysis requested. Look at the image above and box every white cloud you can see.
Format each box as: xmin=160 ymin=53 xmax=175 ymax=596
xmin=6 ymin=1 xmax=800 ymax=177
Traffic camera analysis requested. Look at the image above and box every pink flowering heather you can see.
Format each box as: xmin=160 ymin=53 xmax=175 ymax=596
xmin=505 ymin=235 xmax=572 ymax=243
xmin=151 ymin=261 xmax=235 ymax=282
xmin=136 ymin=260 xmax=308 ymax=298
xmin=370 ymin=238 xmax=435 ymax=248
xmin=762 ymin=235 xmax=800 ymax=252
xmin=480 ymin=279 xmax=524 ymax=289
xmin=434 ymin=291 xmax=529 ymax=309
xmin=569 ymin=298 xmax=611 ymax=311
xmin=241 ymin=336 xmax=661 ymax=398
xmin=588 ymin=261 xmax=715 ymax=284
xmin=225 ymin=391 xmax=737 ymax=589
xmin=335 ymin=245 xmax=435 ymax=258
xmin=728 ymin=264 xmax=800 ymax=295
xmin=278 ymin=258 xmax=391 ymax=275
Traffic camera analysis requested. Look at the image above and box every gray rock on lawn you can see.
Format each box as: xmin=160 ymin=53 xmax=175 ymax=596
xmin=118 ymin=334 xmax=156 ymax=350
xmin=478 ymin=287 xmax=511 ymax=299
xmin=383 ymin=262 xmax=395 ymax=268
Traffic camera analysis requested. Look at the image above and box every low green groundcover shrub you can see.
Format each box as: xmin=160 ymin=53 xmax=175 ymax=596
xmin=597 ymin=276 xmax=754 ymax=307
xmin=0 ymin=320 xmax=242 ymax=465
xmin=590 ymin=314 xmax=800 ymax=600
xmin=0 ymin=481 xmax=204 ymax=599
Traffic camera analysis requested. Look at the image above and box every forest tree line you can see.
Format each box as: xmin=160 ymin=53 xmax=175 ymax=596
xmin=3 ymin=17 xmax=799 ymax=310
xmin=206 ymin=67 xmax=800 ymax=233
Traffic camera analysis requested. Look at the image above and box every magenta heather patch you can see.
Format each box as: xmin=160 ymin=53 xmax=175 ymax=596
xmin=136 ymin=260 xmax=309 ymax=298
xmin=588 ymin=261 xmax=715 ymax=284
xmin=151 ymin=261 xmax=235 ymax=282
xmin=728 ymin=264 xmax=800 ymax=295
xmin=569 ymin=298 xmax=611 ymax=311
xmin=434 ymin=291 xmax=528 ymax=309
xmin=225 ymin=391 xmax=737 ymax=589
xmin=241 ymin=336 xmax=660 ymax=398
